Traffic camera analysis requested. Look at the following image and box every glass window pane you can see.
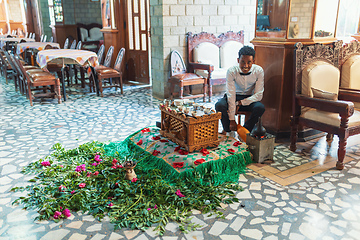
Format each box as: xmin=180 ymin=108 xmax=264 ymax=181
xmin=314 ymin=0 xmax=339 ymax=38
xmin=134 ymin=16 xmax=140 ymax=50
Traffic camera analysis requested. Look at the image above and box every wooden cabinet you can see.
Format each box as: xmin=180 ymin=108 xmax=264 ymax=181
xmin=252 ymin=0 xmax=341 ymax=140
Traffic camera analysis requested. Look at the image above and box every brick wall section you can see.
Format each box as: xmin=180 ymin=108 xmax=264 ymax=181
xmin=150 ymin=0 xmax=256 ymax=99
xmin=289 ymin=0 xmax=313 ymax=39
xmin=8 ymin=0 xmax=22 ymax=22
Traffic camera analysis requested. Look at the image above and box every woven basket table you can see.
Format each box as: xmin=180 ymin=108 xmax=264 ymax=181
xmin=159 ymin=105 xmax=221 ymax=152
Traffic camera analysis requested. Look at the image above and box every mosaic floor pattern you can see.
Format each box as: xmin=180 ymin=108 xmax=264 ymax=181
xmin=1 ymin=76 xmax=360 ymax=240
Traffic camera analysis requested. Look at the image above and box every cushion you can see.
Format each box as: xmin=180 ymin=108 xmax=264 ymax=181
xmin=220 ymin=41 xmax=243 ymax=69
xmin=170 ymin=73 xmax=204 ymax=82
xmin=341 ymin=54 xmax=360 ymax=90
xmin=301 ymin=108 xmax=360 ymax=127
xmin=302 ymin=60 xmax=340 ymax=97
xmin=311 ymin=87 xmax=338 ymax=101
xmin=193 ymin=42 xmax=220 ymax=69
xmin=97 ymin=68 xmax=119 ymax=75
xmin=80 ymin=28 xmax=89 ymax=42
xmin=89 ymin=28 xmax=103 ymax=41
xmin=195 ymin=68 xmax=227 ymax=79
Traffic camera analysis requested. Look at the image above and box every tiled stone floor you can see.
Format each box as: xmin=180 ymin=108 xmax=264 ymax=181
xmin=1 ymin=75 xmax=360 ymax=240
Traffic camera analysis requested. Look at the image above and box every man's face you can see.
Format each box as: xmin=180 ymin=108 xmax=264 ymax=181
xmin=237 ymin=55 xmax=254 ymax=73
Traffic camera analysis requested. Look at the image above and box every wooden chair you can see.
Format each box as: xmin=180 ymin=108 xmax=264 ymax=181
xmin=76 ymin=41 xmax=82 ymax=50
xmin=97 ymin=45 xmax=105 ymax=65
xmin=49 ymin=36 xmax=54 ymax=43
xmin=63 ymin=38 xmax=69 ymax=49
xmin=96 ymin=48 xmax=125 ymax=96
xmin=12 ymin=55 xmax=61 ymax=106
xmin=168 ymin=50 xmax=206 ymax=102
xmin=70 ymin=40 xmax=77 ymax=49
xmin=0 ymin=50 xmax=15 ymax=85
xmin=290 ymin=42 xmax=360 ymax=170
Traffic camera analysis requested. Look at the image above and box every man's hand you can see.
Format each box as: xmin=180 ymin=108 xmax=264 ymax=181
xmin=229 ymin=120 xmax=237 ymax=131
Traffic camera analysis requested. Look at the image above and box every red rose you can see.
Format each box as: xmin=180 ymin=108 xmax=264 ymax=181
xmin=200 ymin=148 xmax=210 ymax=156
xmin=141 ymin=128 xmax=150 ymax=133
xmin=159 ymin=139 xmax=169 ymax=142
xmin=152 ymin=150 xmax=161 ymax=156
xmin=233 ymin=141 xmax=242 ymax=147
xmin=194 ymin=159 xmax=205 ymax=165
xmin=136 ymin=140 xmax=143 ymax=145
xmin=172 ymin=162 xmax=184 ymax=168
xmin=178 ymin=149 xmax=188 ymax=155
xmin=152 ymin=136 xmax=161 ymax=140
xmin=227 ymin=149 xmax=235 ymax=154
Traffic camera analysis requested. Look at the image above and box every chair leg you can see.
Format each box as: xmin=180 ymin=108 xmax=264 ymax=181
xmin=99 ymin=77 xmax=104 ymax=97
xmin=170 ymin=81 xmax=175 ymax=100
xmin=56 ymin=79 xmax=62 ymax=104
xmin=203 ymin=81 xmax=206 ymax=102
xmin=208 ymin=82 xmax=212 ymax=102
xmin=120 ymin=75 xmax=123 ymax=94
xmin=28 ymin=84 xmax=33 ymax=106
xmin=326 ymin=133 xmax=334 ymax=142
xmin=336 ymin=137 xmax=347 ymax=170
xmin=180 ymin=82 xmax=184 ymax=99
xmin=290 ymin=116 xmax=298 ymax=152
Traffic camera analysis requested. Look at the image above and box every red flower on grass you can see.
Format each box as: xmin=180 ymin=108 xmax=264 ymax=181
xmin=131 ymin=178 xmax=138 ymax=183
xmin=141 ymin=128 xmax=150 ymax=133
xmin=58 ymin=185 xmax=66 ymax=192
xmin=233 ymin=141 xmax=242 ymax=147
xmin=227 ymin=149 xmax=235 ymax=154
xmin=136 ymin=140 xmax=143 ymax=145
xmin=178 ymin=149 xmax=188 ymax=155
xmin=62 ymin=209 xmax=71 ymax=218
xmin=194 ymin=159 xmax=205 ymax=165
xmin=152 ymin=150 xmax=161 ymax=156
xmin=200 ymin=148 xmax=210 ymax=156
xmin=79 ymin=183 xmax=86 ymax=188
xmin=93 ymin=171 xmax=99 ymax=176
xmin=152 ymin=136 xmax=161 ymax=140
xmin=172 ymin=162 xmax=184 ymax=168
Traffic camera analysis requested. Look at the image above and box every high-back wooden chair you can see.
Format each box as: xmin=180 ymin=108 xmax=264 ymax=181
xmin=290 ymin=41 xmax=360 ymax=170
xmin=95 ymin=48 xmax=125 ymax=96
xmin=168 ymin=50 xmax=206 ymax=102
xmin=76 ymin=41 xmax=82 ymax=50
xmin=97 ymin=45 xmax=105 ymax=65
xmin=63 ymin=38 xmax=69 ymax=49
xmin=12 ymin=55 xmax=61 ymax=106
xmin=70 ymin=40 xmax=77 ymax=49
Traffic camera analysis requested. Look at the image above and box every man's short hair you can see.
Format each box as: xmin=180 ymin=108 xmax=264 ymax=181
xmin=238 ymin=46 xmax=256 ymax=59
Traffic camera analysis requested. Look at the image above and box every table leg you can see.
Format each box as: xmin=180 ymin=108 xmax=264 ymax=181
xmin=61 ymin=66 xmax=67 ymax=101
xmin=90 ymin=67 xmax=100 ymax=96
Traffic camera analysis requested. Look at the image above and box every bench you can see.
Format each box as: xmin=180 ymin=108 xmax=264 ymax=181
xmin=187 ymin=31 xmax=244 ymax=102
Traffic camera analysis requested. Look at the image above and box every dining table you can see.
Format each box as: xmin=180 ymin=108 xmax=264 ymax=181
xmin=16 ymin=42 xmax=60 ymax=55
xmin=0 ymin=37 xmax=35 ymax=48
xmin=36 ymin=49 xmax=99 ymax=101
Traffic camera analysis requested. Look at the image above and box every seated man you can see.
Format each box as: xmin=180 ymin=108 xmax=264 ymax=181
xmin=215 ymin=46 xmax=265 ymax=135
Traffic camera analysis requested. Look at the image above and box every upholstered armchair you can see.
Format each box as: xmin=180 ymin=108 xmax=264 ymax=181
xmin=290 ymin=42 xmax=360 ymax=170
xmin=339 ymin=40 xmax=360 ymax=109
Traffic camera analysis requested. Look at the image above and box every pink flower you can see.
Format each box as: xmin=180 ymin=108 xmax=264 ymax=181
xmin=53 ymin=211 xmax=62 ymax=219
xmin=91 ymin=162 xmax=98 ymax=166
xmin=62 ymin=209 xmax=71 ymax=218
xmin=175 ymin=189 xmax=185 ymax=198
xmin=41 ymin=161 xmax=51 ymax=167
xmin=131 ymin=178 xmax=138 ymax=183
xmin=93 ymin=171 xmax=99 ymax=176
xmin=111 ymin=165 xmax=117 ymax=169
xmin=108 ymin=202 xmax=113 ymax=207
xmin=154 ymin=205 xmax=158 ymax=209
xmin=87 ymin=172 xmax=92 ymax=177
xmin=58 ymin=185 xmax=66 ymax=192
xmin=79 ymin=183 xmax=86 ymax=188
xmin=147 ymin=208 xmax=152 ymax=211
xmin=71 ymin=190 xmax=75 ymax=194
xmin=94 ymin=155 xmax=102 ymax=162
xmin=75 ymin=164 xmax=86 ymax=172
xmin=59 ymin=165 xmax=64 ymax=168
xmin=117 ymin=164 xmax=123 ymax=169
xmin=112 ymin=159 xmax=118 ymax=164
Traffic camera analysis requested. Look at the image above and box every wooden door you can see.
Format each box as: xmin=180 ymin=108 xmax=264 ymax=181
xmin=125 ymin=0 xmax=150 ymax=84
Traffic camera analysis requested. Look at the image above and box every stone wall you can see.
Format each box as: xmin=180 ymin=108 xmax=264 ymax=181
xmin=150 ymin=0 xmax=257 ymax=100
